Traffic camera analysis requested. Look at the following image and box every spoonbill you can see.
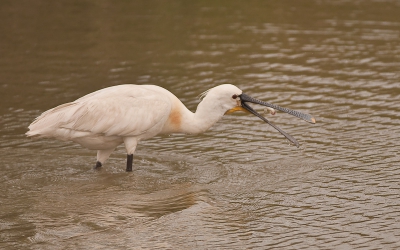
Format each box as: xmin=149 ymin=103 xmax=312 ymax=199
xmin=26 ymin=84 xmax=315 ymax=171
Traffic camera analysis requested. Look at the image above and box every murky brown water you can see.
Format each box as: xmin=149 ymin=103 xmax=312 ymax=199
xmin=1 ymin=0 xmax=400 ymax=249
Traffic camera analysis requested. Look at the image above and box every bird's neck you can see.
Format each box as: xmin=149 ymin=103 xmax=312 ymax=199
xmin=188 ymin=100 xmax=226 ymax=134
xmin=161 ymin=98 xmax=225 ymax=135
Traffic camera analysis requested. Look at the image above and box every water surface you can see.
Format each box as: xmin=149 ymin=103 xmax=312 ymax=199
xmin=1 ymin=0 xmax=400 ymax=249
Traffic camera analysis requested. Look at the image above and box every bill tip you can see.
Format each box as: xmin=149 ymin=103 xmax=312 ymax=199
xmin=311 ymin=117 xmax=316 ymax=124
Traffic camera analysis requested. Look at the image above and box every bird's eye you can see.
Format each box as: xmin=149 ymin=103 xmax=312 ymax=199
xmin=232 ymin=94 xmax=238 ymax=99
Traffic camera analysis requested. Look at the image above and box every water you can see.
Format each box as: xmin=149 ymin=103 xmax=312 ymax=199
xmin=1 ymin=0 xmax=400 ymax=249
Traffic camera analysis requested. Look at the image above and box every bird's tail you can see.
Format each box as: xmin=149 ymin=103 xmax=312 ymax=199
xmin=26 ymin=102 xmax=79 ymax=139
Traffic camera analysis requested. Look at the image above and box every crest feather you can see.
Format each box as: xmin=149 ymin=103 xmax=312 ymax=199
xmin=198 ymin=88 xmax=212 ymax=100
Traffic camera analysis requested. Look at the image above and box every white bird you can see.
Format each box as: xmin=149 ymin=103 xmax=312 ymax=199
xmin=26 ymin=84 xmax=315 ymax=171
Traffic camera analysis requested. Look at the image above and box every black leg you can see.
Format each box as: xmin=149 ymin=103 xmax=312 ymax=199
xmin=94 ymin=161 xmax=102 ymax=169
xmin=126 ymin=154 xmax=133 ymax=172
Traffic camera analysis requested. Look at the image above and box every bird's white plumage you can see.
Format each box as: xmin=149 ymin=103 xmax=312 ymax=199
xmin=27 ymin=85 xmax=172 ymax=145
xmin=26 ymin=84 xmax=243 ymax=166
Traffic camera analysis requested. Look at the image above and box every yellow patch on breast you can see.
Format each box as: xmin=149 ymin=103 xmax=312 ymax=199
xmin=169 ymin=106 xmax=182 ymax=128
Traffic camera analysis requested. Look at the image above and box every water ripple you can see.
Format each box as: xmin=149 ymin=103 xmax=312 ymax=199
xmin=2 ymin=0 xmax=400 ymax=249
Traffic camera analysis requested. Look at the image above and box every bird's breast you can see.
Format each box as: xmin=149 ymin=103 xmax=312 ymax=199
xmin=168 ymin=106 xmax=182 ymax=128
xmin=160 ymin=99 xmax=187 ymax=134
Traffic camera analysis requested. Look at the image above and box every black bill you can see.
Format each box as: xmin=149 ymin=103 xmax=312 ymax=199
xmin=239 ymin=93 xmax=316 ymax=148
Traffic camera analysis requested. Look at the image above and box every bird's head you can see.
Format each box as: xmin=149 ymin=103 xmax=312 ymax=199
xmin=201 ymin=84 xmax=316 ymax=147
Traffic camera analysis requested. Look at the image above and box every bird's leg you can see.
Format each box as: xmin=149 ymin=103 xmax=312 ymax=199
xmin=94 ymin=148 xmax=115 ymax=170
xmin=123 ymin=137 xmax=137 ymax=172
xmin=94 ymin=161 xmax=102 ymax=169
xmin=126 ymin=154 xmax=133 ymax=172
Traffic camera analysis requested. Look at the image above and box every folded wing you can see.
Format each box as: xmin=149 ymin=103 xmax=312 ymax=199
xmin=27 ymin=86 xmax=171 ymax=140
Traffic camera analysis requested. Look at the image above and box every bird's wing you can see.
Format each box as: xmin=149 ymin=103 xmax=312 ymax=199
xmin=27 ymin=85 xmax=174 ymax=138
xmin=60 ymin=96 xmax=171 ymax=137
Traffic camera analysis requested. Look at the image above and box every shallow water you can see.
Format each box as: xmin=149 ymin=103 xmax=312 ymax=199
xmin=1 ymin=0 xmax=400 ymax=249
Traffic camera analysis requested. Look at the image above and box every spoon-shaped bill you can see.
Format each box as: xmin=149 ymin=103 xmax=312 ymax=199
xmin=239 ymin=93 xmax=316 ymax=124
